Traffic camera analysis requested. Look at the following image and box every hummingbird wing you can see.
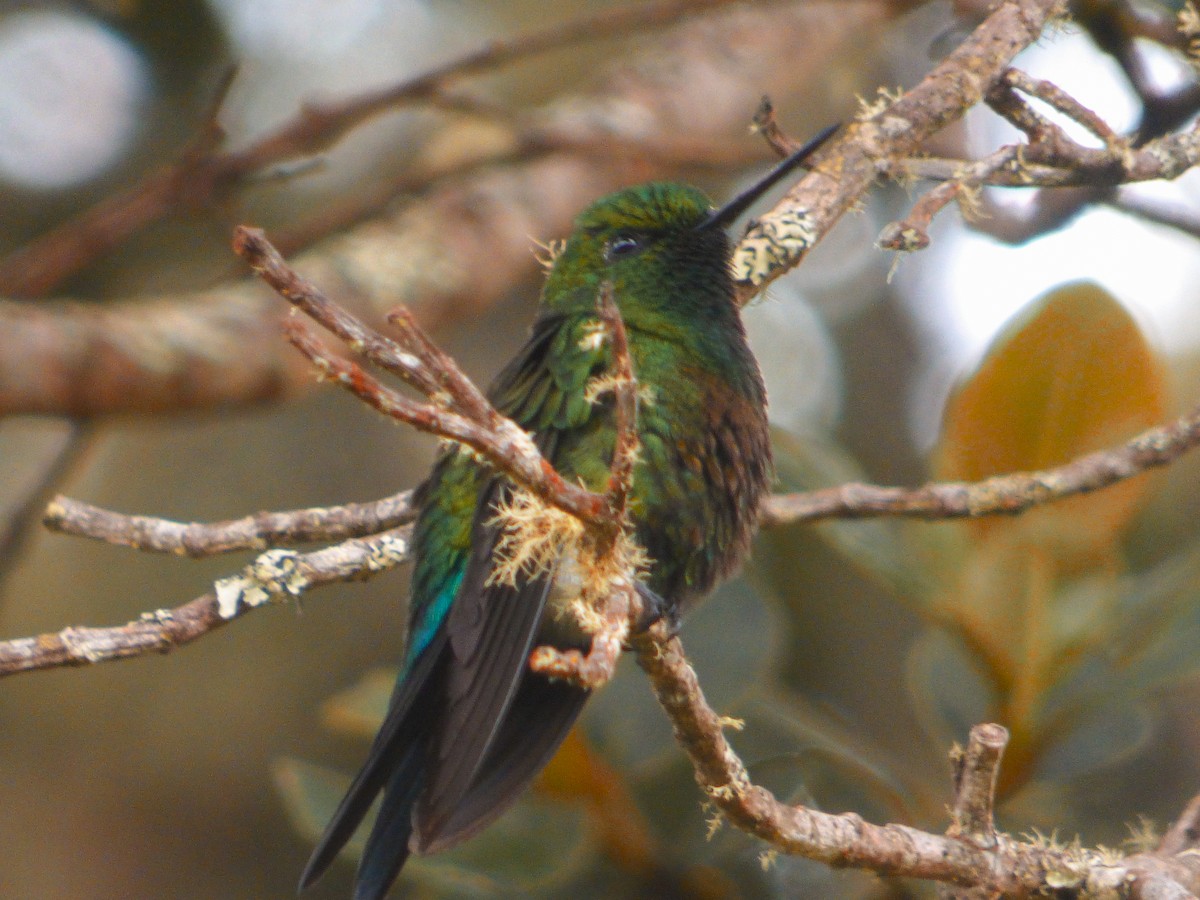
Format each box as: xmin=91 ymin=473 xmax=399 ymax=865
xmin=409 ymin=475 xmax=558 ymax=848
xmin=419 ymin=664 xmax=586 ymax=851
xmin=302 ymin=311 xmax=604 ymax=898
xmin=414 ymin=310 xmax=605 ymax=848
xmin=298 ymin=623 xmax=447 ymax=892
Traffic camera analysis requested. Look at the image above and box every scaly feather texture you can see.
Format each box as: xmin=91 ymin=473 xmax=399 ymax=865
xmin=301 ymin=180 xmax=772 ymax=900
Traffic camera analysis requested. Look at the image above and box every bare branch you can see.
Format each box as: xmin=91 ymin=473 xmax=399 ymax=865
xmin=234 ymin=225 xmax=607 ymax=524
xmin=43 ymin=490 xmax=414 ymax=557
xmin=761 ymin=401 xmax=1200 ymax=526
xmin=44 ymin=390 xmax=1200 ymax=561
xmin=0 ymin=422 xmax=95 ymax=586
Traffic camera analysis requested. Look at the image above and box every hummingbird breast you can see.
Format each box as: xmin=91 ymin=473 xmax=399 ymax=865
xmin=629 ymin=352 xmax=772 ymax=611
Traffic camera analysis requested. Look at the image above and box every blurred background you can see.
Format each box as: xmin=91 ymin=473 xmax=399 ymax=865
xmin=3 ymin=0 xmax=1200 ymax=897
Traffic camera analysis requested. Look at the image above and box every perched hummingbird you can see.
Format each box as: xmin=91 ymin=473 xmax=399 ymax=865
xmin=301 ymin=125 xmax=837 ymax=899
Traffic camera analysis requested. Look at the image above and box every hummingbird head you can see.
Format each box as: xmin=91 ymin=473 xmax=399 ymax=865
xmin=541 ymin=124 xmax=837 ymax=325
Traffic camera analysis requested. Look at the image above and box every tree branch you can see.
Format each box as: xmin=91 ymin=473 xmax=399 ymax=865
xmin=0 ymin=527 xmax=411 ymax=677
xmin=761 ymin=400 xmax=1200 ymax=525
xmin=632 ymin=623 xmax=1200 ymax=897
xmin=730 ymin=0 xmax=1067 ymax=302
xmin=42 ymin=490 xmax=414 ymax=557
xmin=0 ymin=1 xmax=887 ymax=416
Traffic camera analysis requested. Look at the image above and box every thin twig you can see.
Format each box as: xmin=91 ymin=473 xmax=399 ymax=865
xmin=529 ymin=281 xmax=642 ymax=689
xmin=878 ymin=144 xmax=1022 ymax=252
xmin=596 ymin=281 xmax=640 ymax=523
xmin=233 ymin=226 xmax=607 ymax=523
xmin=0 ymin=421 xmax=95 ymax=588
xmin=1001 ymin=68 xmax=1122 ymax=146
xmin=761 ymin=401 xmax=1200 ymax=525
xmin=43 ymin=490 xmax=415 ymax=557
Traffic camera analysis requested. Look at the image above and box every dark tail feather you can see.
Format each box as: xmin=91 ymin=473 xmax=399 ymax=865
xmin=300 ymin=634 xmax=447 ymax=893
xmin=417 ymin=672 xmax=589 ymax=853
xmin=351 ymin=755 xmax=423 ymax=900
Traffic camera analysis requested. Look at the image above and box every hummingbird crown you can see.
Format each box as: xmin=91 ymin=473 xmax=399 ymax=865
xmin=542 ymin=182 xmax=733 ymax=325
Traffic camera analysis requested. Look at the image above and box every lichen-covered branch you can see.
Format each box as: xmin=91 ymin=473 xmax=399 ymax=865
xmin=632 ymin=624 xmax=1200 ymax=897
xmin=0 ymin=527 xmax=411 ymax=677
xmin=731 ymin=0 xmax=1068 ymax=302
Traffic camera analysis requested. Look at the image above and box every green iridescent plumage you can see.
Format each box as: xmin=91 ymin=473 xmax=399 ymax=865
xmin=301 ymin=128 xmax=836 ymax=899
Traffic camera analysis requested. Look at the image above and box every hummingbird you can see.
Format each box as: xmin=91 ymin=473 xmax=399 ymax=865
xmin=300 ymin=125 xmax=837 ymax=899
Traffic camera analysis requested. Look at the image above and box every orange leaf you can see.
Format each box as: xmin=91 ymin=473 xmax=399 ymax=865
xmin=936 ymin=281 xmax=1166 ymax=563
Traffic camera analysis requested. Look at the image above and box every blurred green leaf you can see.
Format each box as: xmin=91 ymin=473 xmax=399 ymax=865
xmin=904 ymin=631 xmax=998 ymax=752
xmin=320 ymin=667 xmax=394 ymax=738
xmin=740 ymin=694 xmax=925 ymax=825
xmin=1032 ymin=700 xmax=1155 ymax=782
xmin=768 ymin=428 xmax=936 ymax=603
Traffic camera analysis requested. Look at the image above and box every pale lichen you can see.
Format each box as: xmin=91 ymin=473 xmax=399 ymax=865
xmin=486 ymin=489 xmax=585 ymax=588
xmin=215 ymin=549 xmax=307 ymax=619
xmin=732 ymin=209 xmax=820 ymax=286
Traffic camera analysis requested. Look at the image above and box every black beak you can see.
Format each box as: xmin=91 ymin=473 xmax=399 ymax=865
xmin=694 ymin=122 xmax=839 ymax=232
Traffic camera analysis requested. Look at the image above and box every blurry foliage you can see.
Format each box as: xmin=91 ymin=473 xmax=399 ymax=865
xmin=760 ymin=281 xmax=1200 ymax=849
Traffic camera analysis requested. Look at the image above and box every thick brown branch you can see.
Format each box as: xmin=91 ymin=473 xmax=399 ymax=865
xmin=631 ymin=623 xmax=1200 ymax=896
xmin=0 ymin=3 xmax=902 ymax=416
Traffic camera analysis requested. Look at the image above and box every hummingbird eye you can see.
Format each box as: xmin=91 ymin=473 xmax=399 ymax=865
xmin=604 ymin=233 xmax=644 ymax=262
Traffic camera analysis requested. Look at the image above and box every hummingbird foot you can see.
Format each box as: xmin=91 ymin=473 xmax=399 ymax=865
xmin=631 ymin=583 xmax=680 ymax=636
